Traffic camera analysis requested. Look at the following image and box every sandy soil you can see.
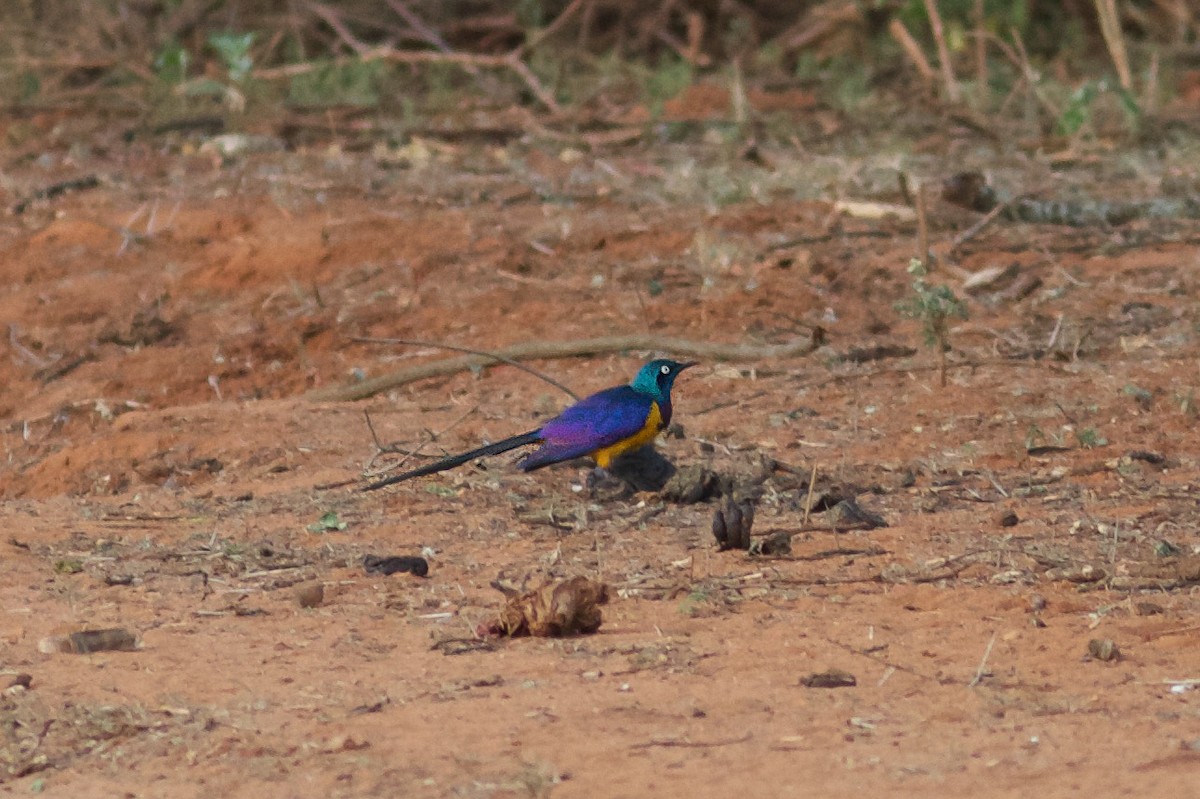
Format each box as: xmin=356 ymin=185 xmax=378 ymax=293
xmin=2 ymin=109 xmax=1199 ymax=798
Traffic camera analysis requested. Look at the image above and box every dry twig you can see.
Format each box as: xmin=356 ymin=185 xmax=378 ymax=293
xmin=307 ymin=333 xmax=819 ymax=402
xmin=1094 ymin=0 xmax=1133 ymax=91
xmin=922 ymin=0 xmax=961 ymax=102
xmin=888 ymin=17 xmax=935 ymax=88
xmin=352 ymin=336 xmax=580 ymax=400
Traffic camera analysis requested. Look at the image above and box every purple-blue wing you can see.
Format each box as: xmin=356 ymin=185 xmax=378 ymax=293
xmin=519 ymin=385 xmax=653 ymax=471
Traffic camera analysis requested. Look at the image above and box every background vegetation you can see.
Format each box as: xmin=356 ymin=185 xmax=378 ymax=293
xmin=1 ymin=0 xmax=1196 ymax=136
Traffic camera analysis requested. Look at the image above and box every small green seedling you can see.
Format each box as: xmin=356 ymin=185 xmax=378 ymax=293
xmin=307 ymin=511 xmax=347 ymax=533
xmin=208 ymin=31 xmax=256 ymax=84
xmin=896 ymin=259 xmax=968 ymax=387
xmin=1075 ymin=427 xmax=1107 ymax=449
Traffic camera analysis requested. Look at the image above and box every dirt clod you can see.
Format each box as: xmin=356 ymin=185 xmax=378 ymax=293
xmin=295 ymin=582 xmax=325 ymax=608
xmin=997 ymin=510 xmax=1020 ymax=527
xmin=661 ymin=464 xmax=721 ymax=504
xmin=749 ymin=531 xmax=792 ymax=557
xmin=362 ymin=555 xmax=429 ymax=577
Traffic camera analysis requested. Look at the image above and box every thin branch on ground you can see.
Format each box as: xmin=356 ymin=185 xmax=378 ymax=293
xmin=923 ymin=0 xmax=961 ymax=102
xmin=1094 ymin=0 xmax=1133 ymax=91
xmin=307 ymin=333 xmax=820 ymax=402
xmin=632 ymin=732 xmax=752 ymax=749
xmin=889 ymin=17 xmax=935 ymax=90
xmin=352 ymin=336 xmax=580 ymax=400
xmin=384 ymin=0 xmax=456 ymax=55
xmin=514 ymin=0 xmax=590 ymax=57
xmin=309 ymin=3 xmax=373 ymax=55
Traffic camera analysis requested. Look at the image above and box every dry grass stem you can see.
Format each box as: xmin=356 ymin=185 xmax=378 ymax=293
xmin=922 ymin=0 xmax=961 ymax=102
xmin=1095 ymin=0 xmax=1133 ymax=91
xmin=888 ymin=17 xmax=935 ymax=88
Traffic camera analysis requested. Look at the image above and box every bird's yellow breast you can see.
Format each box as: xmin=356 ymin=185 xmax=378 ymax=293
xmin=591 ymin=402 xmax=664 ymax=469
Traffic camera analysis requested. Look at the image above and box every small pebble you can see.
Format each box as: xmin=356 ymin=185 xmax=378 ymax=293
xmin=1028 ymin=593 xmax=1048 ymax=613
xmin=996 ymin=510 xmax=1019 ymax=527
xmin=1134 ymin=601 xmax=1164 ymax=616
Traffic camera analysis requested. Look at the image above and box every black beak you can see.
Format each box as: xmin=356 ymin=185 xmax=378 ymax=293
xmin=677 ymin=361 xmax=698 ymax=371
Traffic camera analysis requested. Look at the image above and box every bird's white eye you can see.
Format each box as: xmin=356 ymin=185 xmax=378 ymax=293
xmin=660 ymin=365 xmax=671 ymax=375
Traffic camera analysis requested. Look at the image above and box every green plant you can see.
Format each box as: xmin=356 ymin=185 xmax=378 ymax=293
xmin=1176 ymin=389 xmax=1196 ymax=417
xmin=1075 ymin=427 xmax=1107 ymax=448
xmin=153 ymin=41 xmax=189 ymax=84
xmin=307 ymin=511 xmax=347 ymax=533
xmin=208 ymin=31 xmax=256 ymax=83
xmin=515 ymin=0 xmax=546 ymax=29
xmin=1121 ymin=383 xmax=1152 ymax=410
xmin=17 ymin=70 xmax=39 ymax=103
xmin=1057 ymin=79 xmax=1141 ymax=136
xmin=155 ymin=30 xmax=256 ymax=111
xmin=1024 ymin=423 xmax=1044 ymax=450
xmin=287 ymin=58 xmax=382 ymax=108
xmin=896 ymin=259 xmax=968 ymax=386
xmin=679 ymin=588 xmax=711 ymax=617
xmin=642 ymin=56 xmax=692 ymax=118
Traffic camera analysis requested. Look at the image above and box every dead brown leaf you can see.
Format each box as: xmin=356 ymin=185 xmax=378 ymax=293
xmin=479 ymin=576 xmax=611 ymax=638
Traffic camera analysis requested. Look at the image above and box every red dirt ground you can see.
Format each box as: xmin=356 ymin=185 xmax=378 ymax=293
xmin=2 ymin=119 xmax=1199 ymax=798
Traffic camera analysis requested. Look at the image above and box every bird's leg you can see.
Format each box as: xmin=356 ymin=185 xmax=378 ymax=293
xmin=584 ymin=466 xmax=632 ymax=502
xmin=584 ymin=466 xmax=610 ymax=490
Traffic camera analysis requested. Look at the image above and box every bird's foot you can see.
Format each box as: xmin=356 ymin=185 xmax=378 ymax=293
xmin=584 ymin=467 xmax=633 ymax=502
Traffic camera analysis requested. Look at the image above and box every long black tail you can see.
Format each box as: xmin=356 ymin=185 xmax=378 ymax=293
xmin=361 ymin=430 xmax=541 ymax=491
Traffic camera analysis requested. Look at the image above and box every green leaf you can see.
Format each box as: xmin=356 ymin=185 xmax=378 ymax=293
xmin=208 ymin=31 xmax=255 ymax=83
xmin=18 ymin=71 xmax=40 ymax=102
xmin=1155 ymin=539 xmax=1182 ymax=558
xmin=1058 ymin=82 xmax=1097 ymax=135
xmin=154 ymin=41 xmax=189 ymax=84
xmin=286 ymin=58 xmax=382 ymax=108
xmin=1114 ymin=86 xmax=1142 ymax=123
xmin=643 ymin=57 xmax=692 ymax=116
xmin=1075 ymin=427 xmax=1107 ymax=449
xmin=181 ymin=78 xmax=230 ymax=99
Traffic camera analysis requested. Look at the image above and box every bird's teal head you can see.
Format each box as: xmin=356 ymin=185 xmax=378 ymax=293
xmin=630 ymin=359 xmax=696 ymax=401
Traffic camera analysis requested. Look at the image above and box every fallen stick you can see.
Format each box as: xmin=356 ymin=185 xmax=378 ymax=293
xmin=306 ymin=333 xmax=821 ymax=402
